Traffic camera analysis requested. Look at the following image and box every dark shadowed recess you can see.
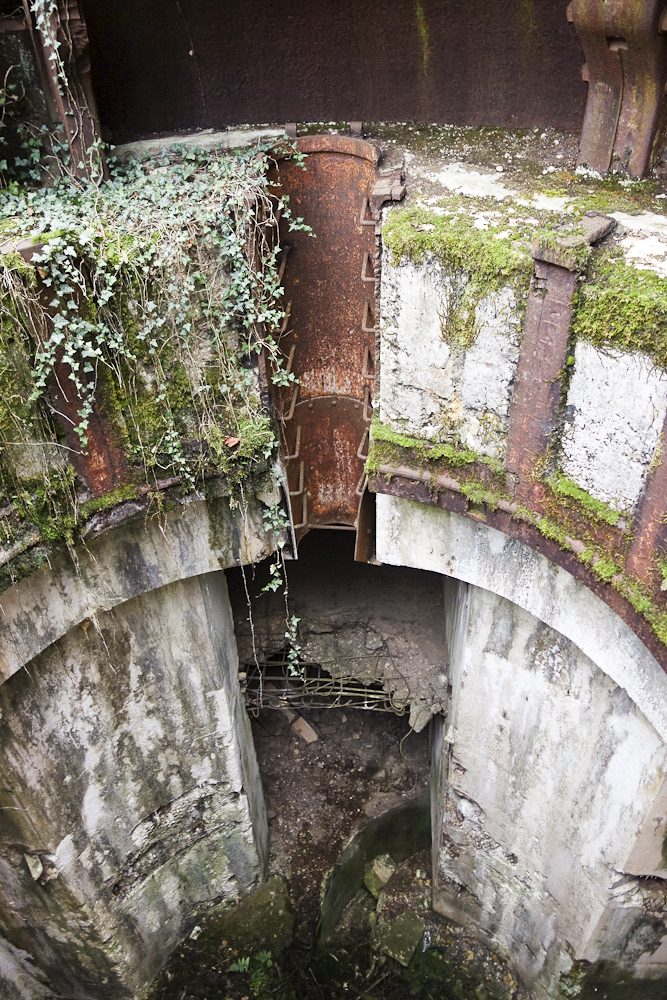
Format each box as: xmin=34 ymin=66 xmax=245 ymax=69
xmin=80 ymin=0 xmax=588 ymax=143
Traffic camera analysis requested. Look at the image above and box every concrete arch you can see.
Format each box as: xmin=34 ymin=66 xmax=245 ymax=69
xmin=377 ymin=494 xmax=667 ymax=995
xmin=376 ymin=494 xmax=667 ymax=742
xmin=0 ymin=494 xmax=269 ymax=683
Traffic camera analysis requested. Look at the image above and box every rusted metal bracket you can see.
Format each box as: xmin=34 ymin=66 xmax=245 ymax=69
xmin=569 ymin=0 xmax=667 ymax=177
xmin=369 ymin=166 xmax=406 ymax=219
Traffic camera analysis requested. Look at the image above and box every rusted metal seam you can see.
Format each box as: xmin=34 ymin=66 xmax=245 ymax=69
xmin=369 ymin=467 xmax=667 ymax=669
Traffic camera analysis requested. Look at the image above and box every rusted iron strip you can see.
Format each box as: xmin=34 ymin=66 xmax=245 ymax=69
xmin=505 ymin=260 xmax=577 ymax=495
xmin=369 ymin=470 xmax=667 ymax=670
xmin=626 ymin=410 xmax=667 ymax=585
xmin=28 ymin=0 xmax=106 ymax=179
xmin=570 ymin=0 xmax=667 ymax=177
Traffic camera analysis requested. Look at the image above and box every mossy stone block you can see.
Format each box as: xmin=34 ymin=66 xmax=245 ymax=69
xmin=363 ymin=854 xmax=396 ymax=898
xmin=376 ymin=910 xmax=424 ymax=967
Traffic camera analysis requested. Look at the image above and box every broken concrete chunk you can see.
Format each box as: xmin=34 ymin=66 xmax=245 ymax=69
xmin=291 ymin=717 xmax=318 ymax=743
xmin=364 ymin=853 xmax=396 ymax=897
xmin=24 ymin=854 xmax=43 ymax=881
xmin=376 ymin=909 xmax=424 ymax=966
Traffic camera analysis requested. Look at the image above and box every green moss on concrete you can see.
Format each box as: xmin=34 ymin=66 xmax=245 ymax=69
xmin=366 ymin=420 xmax=478 ymax=477
xmin=548 ymin=474 xmax=621 ymax=526
xmin=532 ymin=226 xmax=593 ymax=272
xmin=383 ymin=206 xmax=532 ymax=292
xmin=572 ymin=252 xmax=667 ymax=370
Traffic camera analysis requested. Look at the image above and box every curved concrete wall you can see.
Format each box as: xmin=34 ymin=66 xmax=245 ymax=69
xmin=377 ymin=495 xmax=667 ymax=995
xmin=0 ymin=498 xmax=271 ymax=999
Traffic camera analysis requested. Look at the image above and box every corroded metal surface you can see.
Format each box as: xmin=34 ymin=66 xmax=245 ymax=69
xmin=505 ymin=260 xmax=577 ymax=493
xmin=627 ymin=409 xmax=667 ymax=586
xmin=48 ymin=360 xmax=128 ymax=497
xmin=81 ymin=0 xmax=587 ymax=143
xmin=272 ymin=136 xmax=379 ymax=537
xmin=571 ymin=0 xmax=667 ymax=176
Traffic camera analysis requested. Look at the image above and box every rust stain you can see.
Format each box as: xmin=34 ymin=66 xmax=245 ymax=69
xmin=271 ymin=136 xmax=378 ymax=539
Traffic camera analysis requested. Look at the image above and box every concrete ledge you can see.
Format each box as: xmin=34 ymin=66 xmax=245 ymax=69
xmin=0 ymin=496 xmax=270 ymax=682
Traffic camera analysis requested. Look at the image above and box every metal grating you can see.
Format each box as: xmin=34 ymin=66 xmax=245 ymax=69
xmin=240 ymin=658 xmax=406 ymax=717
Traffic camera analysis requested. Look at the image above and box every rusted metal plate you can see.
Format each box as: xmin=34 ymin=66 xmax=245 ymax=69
xmin=572 ymin=0 xmax=667 ymax=177
xmin=272 ymin=136 xmax=377 ymax=540
xmin=81 ymin=0 xmax=587 ymax=143
xmin=48 ymin=361 xmax=128 ymax=497
xmin=505 ymin=261 xmax=577 ymax=491
xmin=626 ymin=410 xmax=667 ymax=586
xmin=284 ymin=397 xmax=366 ymax=531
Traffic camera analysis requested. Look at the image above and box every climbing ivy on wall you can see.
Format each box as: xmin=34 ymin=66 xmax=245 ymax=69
xmin=0 ymin=138 xmax=306 ymax=566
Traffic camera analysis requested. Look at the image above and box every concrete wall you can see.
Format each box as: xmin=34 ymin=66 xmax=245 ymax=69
xmin=561 ymin=343 xmax=667 ymax=513
xmin=379 ymin=255 xmax=523 ymax=458
xmin=377 ymin=495 xmax=667 ymax=996
xmin=0 ymin=571 xmax=267 ymax=999
xmin=0 ymin=496 xmax=273 ymax=999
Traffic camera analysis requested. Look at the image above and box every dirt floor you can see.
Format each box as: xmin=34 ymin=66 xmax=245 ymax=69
xmin=251 ymin=704 xmax=430 ymax=931
xmin=148 ymin=705 xmax=536 ymax=1000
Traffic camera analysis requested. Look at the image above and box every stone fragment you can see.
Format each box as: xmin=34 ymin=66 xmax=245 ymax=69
xmin=376 ymin=910 xmax=424 ymax=966
xmin=291 ymin=717 xmax=318 ymax=743
xmin=364 ymin=853 xmax=396 ymax=897
xmin=24 ymin=854 xmax=42 ymax=881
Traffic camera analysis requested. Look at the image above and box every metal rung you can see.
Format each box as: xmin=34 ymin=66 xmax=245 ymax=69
xmin=285 ymin=343 xmax=296 ymax=376
xmin=361 ymin=251 xmax=375 ymax=283
xmin=283 ymin=383 xmax=299 ymax=421
xmin=357 ymin=428 xmax=369 ymax=461
xmin=278 ymin=246 xmax=293 ymax=283
xmin=293 ymin=491 xmax=308 ymax=530
xmin=363 ymin=385 xmax=373 ymax=423
xmin=284 ymin=424 xmax=301 ymax=461
xmin=359 ymin=198 xmax=376 ymax=226
xmin=355 ymin=472 xmax=368 ymax=497
xmin=279 ymin=301 xmax=292 ymax=336
xmin=362 ymin=300 xmax=375 ymax=333
xmin=289 ymin=460 xmax=305 ymax=497
xmin=362 ymin=345 xmax=375 ymax=380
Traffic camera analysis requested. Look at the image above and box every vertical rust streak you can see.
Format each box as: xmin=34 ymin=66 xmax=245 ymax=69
xmin=505 ymin=262 xmax=577 ymax=489
xmin=626 ymin=411 xmax=667 ymax=584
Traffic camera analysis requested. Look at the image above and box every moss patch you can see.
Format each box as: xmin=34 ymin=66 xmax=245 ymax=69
xmin=367 ymin=420 xmax=479 ymax=476
xmin=383 ymin=205 xmax=532 ymax=292
xmin=548 ymin=474 xmax=621 ymax=527
xmin=572 ymin=251 xmax=667 ymax=369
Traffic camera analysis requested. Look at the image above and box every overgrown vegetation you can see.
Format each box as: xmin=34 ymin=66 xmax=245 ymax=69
xmin=0 ymin=133 xmax=309 ymax=567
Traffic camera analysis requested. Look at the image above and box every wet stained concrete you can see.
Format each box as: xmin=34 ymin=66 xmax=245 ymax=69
xmin=147 ymin=701 xmax=530 ymax=1000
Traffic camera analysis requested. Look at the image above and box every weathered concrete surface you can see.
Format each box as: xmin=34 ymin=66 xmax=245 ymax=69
xmin=561 ymin=342 xmax=667 ymax=512
xmin=0 ymin=494 xmax=270 ymax=683
xmin=376 ymin=495 xmax=667 ymax=994
xmin=0 ymin=571 xmax=267 ymax=999
xmin=0 ymin=938 xmax=53 ymax=1000
xmin=379 ymin=255 xmax=523 ymax=457
xmin=376 ymin=496 xmax=667 ymax=742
